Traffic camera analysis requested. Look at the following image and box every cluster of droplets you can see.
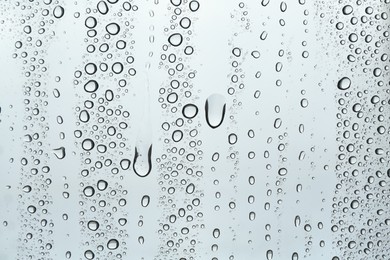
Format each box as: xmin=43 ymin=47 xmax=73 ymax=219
xmin=73 ymin=1 xmax=140 ymax=259
xmin=205 ymin=0 xmax=332 ymax=259
xmin=1 ymin=0 xmax=389 ymax=259
xmin=155 ymin=0 xmax=206 ymax=259
xmin=10 ymin=0 xmax=65 ymax=259
xmin=328 ymin=1 xmax=390 ymax=259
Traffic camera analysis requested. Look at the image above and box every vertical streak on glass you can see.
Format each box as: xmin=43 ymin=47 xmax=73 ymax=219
xmin=156 ymin=1 xmax=203 ymax=259
xmin=329 ymin=1 xmax=390 ymax=259
xmin=74 ymin=1 xmax=137 ymax=258
xmin=15 ymin=1 xmax=64 ymax=258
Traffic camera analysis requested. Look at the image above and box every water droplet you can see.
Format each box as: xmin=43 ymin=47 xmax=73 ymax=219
xmin=133 ymin=145 xmax=153 ymax=177
xmin=266 ymin=249 xmax=273 ymax=260
xmin=186 ymin=183 xmax=195 ymax=194
xmin=23 ymin=185 xmax=32 ymax=193
xmin=120 ymin=159 xmax=131 ymax=170
xmin=87 ymin=220 xmax=99 ymax=231
xmin=189 ymin=1 xmax=200 ymax=11
xmin=278 ymin=168 xmax=287 ymax=176
xmin=85 ymin=16 xmax=97 ymax=29
xmin=251 ymin=51 xmax=261 ymax=59
xmin=348 ymin=241 xmax=356 ymax=249
xmin=141 ymin=195 xmax=150 ymax=207
xmin=182 ymin=104 xmax=198 ymax=119
xmin=172 ymin=130 xmax=183 ymax=142
xmin=232 ymin=47 xmax=241 ymax=57
xmin=170 ymin=0 xmax=182 ymax=6
xmin=85 ymin=63 xmax=97 ymax=75
xmin=84 ymin=80 xmax=99 ymax=93
xmin=205 ymin=94 xmax=226 ymax=129
xmin=180 ymin=17 xmax=191 ymax=29
xmin=79 ymin=110 xmax=90 ymax=123
xmin=97 ymin=1 xmax=109 ymax=15
xmin=53 ymin=6 xmax=65 ymax=18
xmin=351 ymin=200 xmax=359 ymax=209
xmin=274 ymin=118 xmax=282 ymax=129
xmin=27 ymin=205 xmax=36 ymax=214
xmin=83 ymin=186 xmax=95 ymax=197
xmin=107 ymin=239 xmax=119 ymax=250
xmin=168 ymin=33 xmax=183 ymax=47
xmin=373 ymin=68 xmax=382 ymax=77
xmin=294 ymin=215 xmax=301 ymax=227
xmin=106 ymin=23 xmax=120 ymax=35
xmin=97 ymin=180 xmax=108 ymax=191
xmin=53 ymin=147 xmax=66 ymax=159
xmin=212 ymin=228 xmax=220 ymax=238
xmin=84 ymin=250 xmax=95 ymax=260
xmin=342 ymin=5 xmax=353 ymax=15
xmin=228 ymin=133 xmax=238 ymax=145
xmin=337 ymin=77 xmax=351 ymax=90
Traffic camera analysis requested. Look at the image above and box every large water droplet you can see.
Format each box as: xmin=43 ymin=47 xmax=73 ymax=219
xmin=79 ymin=110 xmax=90 ymax=123
xmin=141 ymin=195 xmax=150 ymax=207
xmin=189 ymin=0 xmax=200 ymax=11
xmin=278 ymin=168 xmax=287 ymax=176
xmin=133 ymin=145 xmax=152 ymax=177
xmin=84 ymin=80 xmax=99 ymax=93
xmin=97 ymin=180 xmax=108 ymax=191
xmin=83 ymin=186 xmax=95 ymax=197
xmin=342 ymin=5 xmax=353 ymax=15
xmin=97 ymin=1 xmax=109 ymax=15
xmin=351 ymin=200 xmax=359 ymax=209
xmin=82 ymin=139 xmax=95 ymax=151
xmin=294 ymin=215 xmax=301 ymax=227
xmin=107 ymin=239 xmax=119 ymax=250
xmin=337 ymin=77 xmax=351 ymax=90
xmin=266 ymin=249 xmax=273 ymax=260
xmin=53 ymin=147 xmax=66 ymax=159
xmin=53 ymin=6 xmax=65 ymax=18
xmin=106 ymin=23 xmax=120 ymax=35
xmin=205 ymin=94 xmax=226 ymax=129
xmin=87 ymin=220 xmax=99 ymax=231
xmin=168 ymin=33 xmax=183 ymax=47
xmin=182 ymin=104 xmax=198 ymax=119
xmin=120 ymin=159 xmax=131 ymax=170
xmin=213 ymin=228 xmax=220 ymax=238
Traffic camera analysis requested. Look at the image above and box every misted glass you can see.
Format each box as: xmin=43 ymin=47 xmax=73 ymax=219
xmin=0 ymin=1 xmax=389 ymax=259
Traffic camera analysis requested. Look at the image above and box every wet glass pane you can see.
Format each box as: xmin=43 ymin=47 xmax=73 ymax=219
xmin=0 ymin=1 xmax=389 ymax=259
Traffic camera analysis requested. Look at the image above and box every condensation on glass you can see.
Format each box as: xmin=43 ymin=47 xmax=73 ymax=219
xmin=0 ymin=0 xmax=389 ymax=259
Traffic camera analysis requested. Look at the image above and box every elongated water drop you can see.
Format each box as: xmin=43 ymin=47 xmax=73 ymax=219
xmin=266 ymin=249 xmax=273 ymax=260
xmin=53 ymin=147 xmax=66 ymax=159
xmin=141 ymin=195 xmax=150 ymax=207
xmin=133 ymin=72 xmax=153 ymax=177
xmin=294 ymin=215 xmax=301 ymax=227
xmin=133 ymin=145 xmax=152 ymax=177
xmin=205 ymin=94 xmax=226 ymax=129
xmin=53 ymin=6 xmax=65 ymax=18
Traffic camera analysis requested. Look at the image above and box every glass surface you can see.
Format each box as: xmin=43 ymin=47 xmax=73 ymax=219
xmin=0 ymin=0 xmax=389 ymax=259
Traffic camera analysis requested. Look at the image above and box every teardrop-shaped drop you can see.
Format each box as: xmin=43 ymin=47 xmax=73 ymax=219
xmin=133 ymin=145 xmax=152 ymax=177
xmin=205 ymin=94 xmax=226 ymax=129
xmin=53 ymin=147 xmax=66 ymax=159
